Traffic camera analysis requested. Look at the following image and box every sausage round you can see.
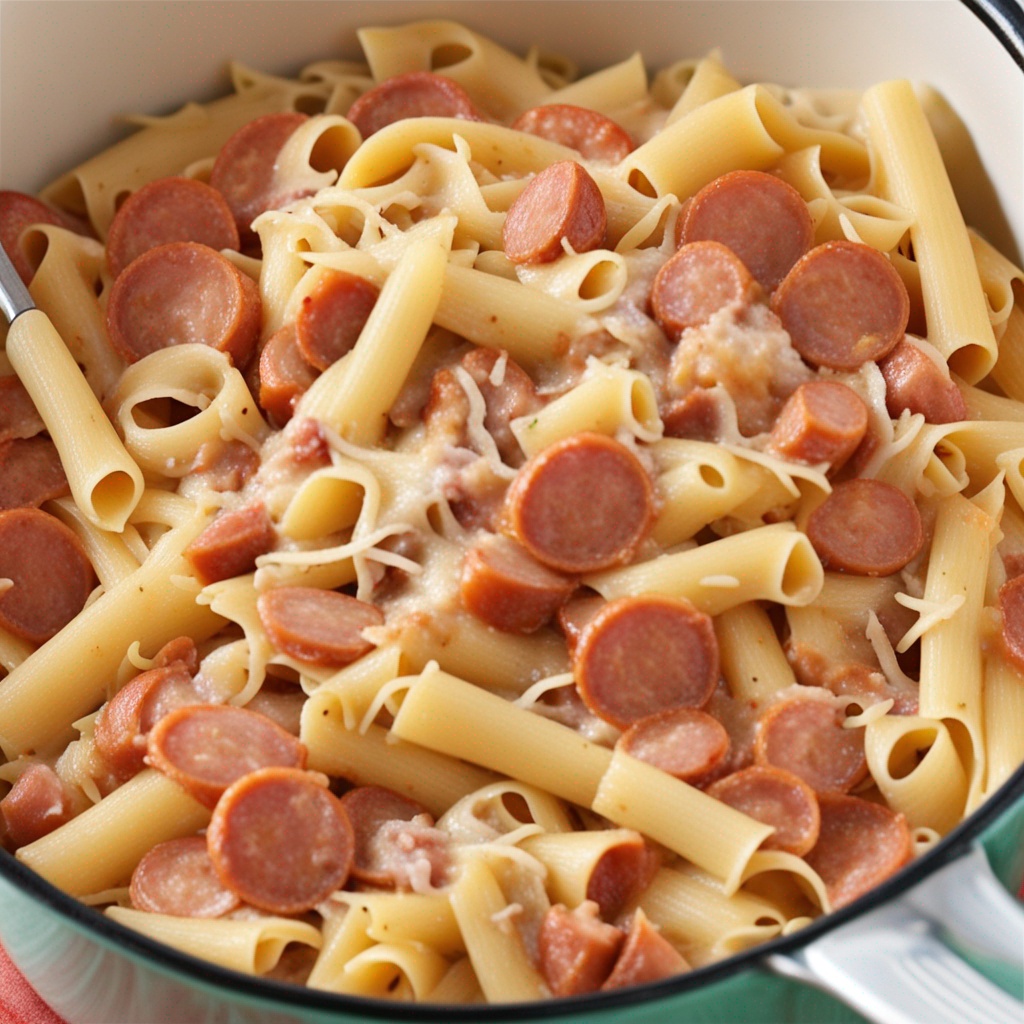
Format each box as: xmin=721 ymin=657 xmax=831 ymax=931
xmin=258 ymin=324 xmax=319 ymax=425
xmin=805 ymin=793 xmax=912 ymax=909
xmin=766 ymin=380 xmax=869 ymax=470
xmin=105 ymin=177 xmax=240 ymax=279
xmin=460 ymin=533 xmax=575 ymax=634
xmin=771 ymin=240 xmax=909 ymax=370
xmin=573 ymin=595 xmax=719 ymax=729
xmin=106 ymin=241 xmax=261 ymax=366
xmin=650 ymin=240 xmax=759 ymax=339
xmin=806 ymin=479 xmax=923 ymax=576
xmin=504 ymin=432 xmax=654 ymax=574
xmin=584 ymin=832 xmax=653 ymax=920
xmin=256 ymin=586 xmax=383 ymax=666
xmin=130 ymin=836 xmax=241 ymax=918
xmin=754 ymin=697 xmax=868 ymax=794
xmin=0 ymin=764 xmax=75 ymax=849
xmin=502 ymin=160 xmax=607 ymax=265
xmin=209 ymin=112 xmax=311 ymax=245
xmin=295 ymin=270 xmax=379 ymax=371
xmin=511 ymin=104 xmax=634 ymax=163
xmin=0 ymin=437 xmax=70 ymax=511
xmin=556 ymin=591 xmax=605 ymax=656
xmin=618 ymin=708 xmax=729 ymax=783
xmin=345 ymin=71 xmax=483 ymax=138
xmin=184 ymin=504 xmax=276 ymax=586
xmin=0 ymin=508 xmax=94 ymax=645
xmin=680 ymin=170 xmax=814 ymax=291
xmin=538 ymin=904 xmax=624 ymax=997
xmin=0 ymin=375 xmax=46 ymax=444
xmin=999 ymin=574 xmax=1024 ymax=671
xmin=601 ymin=909 xmax=689 ymax=990
xmin=207 ymin=766 xmax=355 ymax=914
xmin=707 ymin=765 xmax=821 ymax=856
xmin=0 ymin=190 xmax=76 ymax=285
xmin=147 ymin=703 xmax=308 ymax=808
xmin=878 ymin=337 xmax=967 ymax=424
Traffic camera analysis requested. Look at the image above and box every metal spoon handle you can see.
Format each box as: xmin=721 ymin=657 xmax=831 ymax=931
xmin=0 ymin=242 xmax=36 ymax=324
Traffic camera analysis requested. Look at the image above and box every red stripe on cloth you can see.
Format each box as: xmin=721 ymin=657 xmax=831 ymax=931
xmin=0 ymin=943 xmax=67 ymax=1024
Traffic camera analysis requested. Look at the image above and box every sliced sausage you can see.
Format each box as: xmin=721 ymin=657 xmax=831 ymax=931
xmin=584 ymin=833 xmax=656 ymax=920
xmin=806 ymin=479 xmax=923 ymax=576
xmin=422 ymin=365 xmax=471 ymax=446
xmin=754 ymin=697 xmax=867 ymax=795
xmin=189 ymin=439 xmax=261 ymax=493
xmin=502 ymin=160 xmax=607 ymax=265
xmin=602 ymin=909 xmax=689 ymax=990
xmin=460 ymin=533 xmax=575 ymax=634
xmin=878 ymin=338 xmax=967 ymax=424
xmin=679 ymin=170 xmax=814 ymax=292
xmin=700 ymin=684 xmax=760 ymax=784
xmin=93 ymin=663 xmax=199 ymax=780
xmin=0 ymin=376 xmax=45 ymax=444
xmin=766 ymin=381 xmax=868 ymax=470
xmin=105 ymin=176 xmax=240 ymax=279
xmin=0 ymin=764 xmax=75 ymax=849
xmin=660 ymin=388 xmax=726 ymax=442
xmin=511 ymin=104 xmax=634 ymax=163
xmin=504 ymin=432 xmax=654 ymax=574
xmin=805 ymin=793 xmax=912 ymax=909
xmin=0 ymin=508 xmax=94 ymax=645
xmin=288 ymin=418 xmax=331 ymax=466
xmin=209 ymin=112 xmax=312 ymax=245
xmin=573 ymin=596 xmax=719 ymax=730
xmin=618 ymin=708 xmax=730 ymax=783
xmin=0 ymin=190 xmax=76 ymax=285
xmin=147 ymin=703 xmax=308 ymax=809
xmin=295 ymin=270 xmax=379 ymax=371
xmin=256 ymin=586 xmax=383 ymax=666
xmin=650 ymin=240 xmax=759 ymax=339
xmin=706 ymin=765 xmax=821 ymax=856
xmin=184 ymin=504 xmax=276 ymax=585
xmin=999 ymin=574 xmax=1024 ymax=672
xmin=538 ymin=903 xmax=624 ymax=997
xmin=106 ymin=241 xmax=261 ymax=366
xmin=152 ymin=635 xmax=200 ymax=674
xmin=339 ymin=785 xmax=451 ymax=889
xmin=345 ymin=72 xmax=483 ymax=139
xmin=556 ymin=591 xmax=605 ymax=656
xmin=771 ymin=240 xmax=909 ymax=370
xmin=130 ymin=835 xmax=241 ymax=918
xmin=207 ymin=766 xmax=355 ymax=914
xmin=0 ymin=437 xmax=70 ymax=510
xmin=258 ymin=324 xmax=319 ymax=425
xmin=243 ymin=686 xmax=306 ymax=737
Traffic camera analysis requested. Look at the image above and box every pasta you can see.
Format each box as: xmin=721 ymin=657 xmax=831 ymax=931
xmin=1 ymin=18 xmax=1022 ymax=1008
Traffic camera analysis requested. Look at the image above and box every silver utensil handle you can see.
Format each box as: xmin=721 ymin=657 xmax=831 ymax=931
xmin=767 ymin=842 xmax=1023 ymax=1024
xmin=0 ymin=242 xmax=35 ymax=323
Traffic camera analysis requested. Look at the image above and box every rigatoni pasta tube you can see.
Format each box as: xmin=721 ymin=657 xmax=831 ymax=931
xmin=716 ymin=603 xmax=797 ymax=701
xmin=17 ymin=770 xmax=210 ymax=895
xmin=390 ymin=668 xmax=613 ymax=808
xmin=591 ymin=750 xmax=773 ymax=894
xmin=5 ymin=309 xmax=144 ymax=531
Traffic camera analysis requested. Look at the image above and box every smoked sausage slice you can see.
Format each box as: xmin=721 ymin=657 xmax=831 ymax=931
xmin=345 ymin=72 xmax=483 ymax=138
xmin=256 ymin=586 xmax=383 ymax=666
xmin=502 ymin=160 xmax=607 ymax=265
xmin=601 ymin=909 xmax=689 ymax=990
xmin=707 ymin=765 xmax=821 ymax=856
xmin=573 ymin=595 xmax=719 ymax=729
xmin=618 ymin=707 xmax=730 ymax=783
xmin=147 ymin=703 xmax=308 ymax=808
xmin=0 ymin=190 xmax=75 ymax=285
xmin=583 ymin=832 xmax=655 ymax=920
xmin=806 ymin=479 xmax=923 ymax=576
xmin=805 ymin=793 xmax=912 ymax=909
xmin=207 ymin=766 xmax=355 ymax=914
xmin=0 ymin=508 xmax=94 ymax=645
xmin=878 ymin=338 xmax=967 ymax=424
xmin=680 ymin=170 xmax=814 ymax=292
xmin=0 ymin=437 xmax=70 ymax=510
xmin=105 ymin=177 xmax=240 ymax=279
xmin=754 ymin=697 xmax=867 ymax=795
xmin=106 ymin=241 xmax=261 ymax=366
xmin=538 ymin=903 xmax=624 ymax=997
xmin=258 ymin=324 xmax=319 ymax=425
xmin=0 ymin=376 xmax=45 ymax=444
xmin=511 ymin=104 xmax=634 ymax=163
xmin=556 ymin=591 xmax=605 ymax=656
xmin=460 ymin=533 xmax=575 ymax=634
xmin=209 ymin=112 xmax=312 ymax=245
xmin=295 ymin=270 xmax=378 ymax=371
xmin=184 ymin=504 xmax=276 ymax=585
xmin=0 ymin=764 xmax=75 ymax=849
xmin=651 ymin=240 xmax=759 ymax=339
xmin=771 ymin=240 xmax=909 ymax=370
xmin=130 ymin=836 xmax=241 ymax=918
xmin=93 ymin=663 xmax=199 ymax=780
xmin=504 ymin=432 xmax=654 ymax=574
xmin=766 ymin=380 xmax=868 ymax=470
xmin=998 ymin=574 xmax=1024 ymax=672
